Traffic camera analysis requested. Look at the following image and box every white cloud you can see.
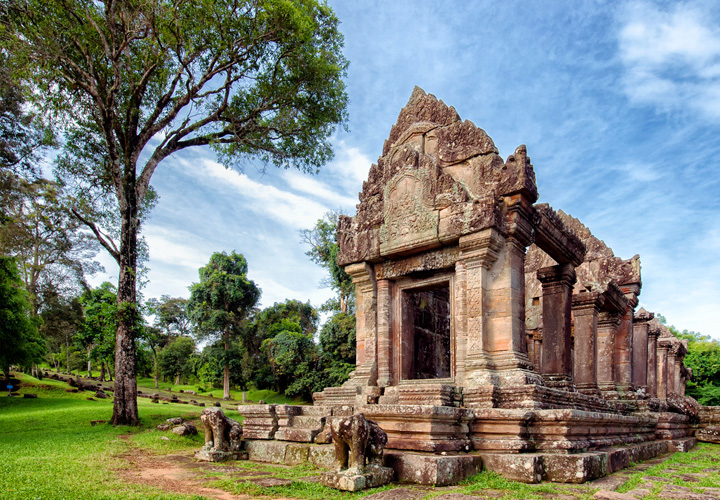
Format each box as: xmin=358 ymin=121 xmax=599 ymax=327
xmin=617 ymin=1 xmax=720 ymax=120
xmin=179 ymin=158 xmax=331 ymax=230
xmin=280 ymin=170 xmax=358 ymax=210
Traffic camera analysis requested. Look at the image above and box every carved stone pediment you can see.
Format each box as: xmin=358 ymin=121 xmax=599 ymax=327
xmin=338 ymin=87 xmax=539 ymax=266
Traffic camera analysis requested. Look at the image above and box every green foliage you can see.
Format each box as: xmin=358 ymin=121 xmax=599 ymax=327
xmin=196 ymin=341 xmax=250 ymax=390
xmin=319 ymin=312 xmax=356 ymax=365
xmin=146 ymin=296 xmax=191 ymax=338
xmin=78 ymin=282 xmax=120 ymax=377
xmin=188 ymin=252 xmax=261 ymax=341
xmin=671 ymin=328 xmax=720 ymax=405
xmin=300 ymin=211 xmax=354 ymax=313
xmin=0 ymin=256 xmax=43 ymax=377
xmin=0 ymin=175 xmax=100 ymax=311
xmin=157 ymin=336 xmax=198 ymax=385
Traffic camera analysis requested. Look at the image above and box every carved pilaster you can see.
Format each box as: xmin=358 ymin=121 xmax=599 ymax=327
xmin=461 ymin=226 xmax=540 ymax=388
xmin=376 ymin=279 xmax=393 ymax=387
xmin=571 ymin=291 xmax=605 ymax=395
xmin=646 ymin=325 xmax=660 ymax=397
xmin=345 ymin=262 xmax=378 ymax=386
xmin=597 ymin=311 xmax=621 ymax=393
xmin=656 ymin=338 xmax=672 ymax=400
xmin=631 ymin=308 xmax=653 ymax=393
xmin=614 ymin=285 xmax=639 ymax=392
xmin=537 ymin=263 xmax=576 ymax=390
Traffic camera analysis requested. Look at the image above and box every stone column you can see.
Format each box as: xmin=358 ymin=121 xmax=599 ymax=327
xmin=345 ymin=262 xmax=378 ymax=386
xmin=631 ymin=308 xmax=653 ymax=392
xmin=646 ymin=326 xmax=660 ymax=397
xmin=537 ymin=263 xmax=576 ymax=389
xmin=674 ymin=357 xmax=683 ymax=397
xmin=614 ymin=286 xmax=639 ymax=392
xmin=571 ymin=291 xmax=605 ymax=395
xmin=376 ymin=279 xmax=393 ymax=387
xmin=656 ymin=339 xmax=671 ymax=399
xmin=666 ymin=343 xmax=677 ymax=396
xmin=597 ymin=311 xmax=621 ymax=393
xmin=462 ymin=215 xmax=541 ymax=388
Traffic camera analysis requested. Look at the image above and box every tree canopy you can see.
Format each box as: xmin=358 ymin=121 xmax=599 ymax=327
xmin=188 ymin=251 xmax=260 ymax=399
xmin=2 ymin=0 xmax=348 ymax=424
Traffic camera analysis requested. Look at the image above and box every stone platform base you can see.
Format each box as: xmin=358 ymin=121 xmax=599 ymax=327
xmin=243 ymin=440 xmax=335 ymax=469
xmin=384 ymin=451 xmax=483 ymax=485
xmin=194 ymin=449 xmax=247 ymax=462
xmin=320 ymin=464 xmax=394 ymax=491
xmin=480 ymin=437 xmax=696 ymax=484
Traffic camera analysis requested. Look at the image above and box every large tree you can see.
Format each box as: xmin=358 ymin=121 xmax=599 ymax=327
xmin=0 ymin=177 xmax=100 ymax=313
xmin=3 ymin=0 xmax=348 ymax=423
xmin=188 ymin=251 xmax=260 ymax=400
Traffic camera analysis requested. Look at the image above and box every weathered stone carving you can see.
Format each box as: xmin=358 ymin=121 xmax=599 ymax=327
xmin=194 ymin=407 xmax=245 ymax=461
xmin=320 ymin=413 xmax=393 ymax=491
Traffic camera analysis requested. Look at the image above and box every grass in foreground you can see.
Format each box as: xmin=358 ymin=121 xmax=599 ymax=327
xmin=0 ymin=373 xmax=204 ymax=500
xmin=4 ymin=372 xmax=720 ymax=500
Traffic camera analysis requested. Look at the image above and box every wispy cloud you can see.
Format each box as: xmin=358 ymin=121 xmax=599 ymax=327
xmin=179 ymin=158 xmax=331 ymax=230
xmin=617 ymin=1 xmax=720 ymax=120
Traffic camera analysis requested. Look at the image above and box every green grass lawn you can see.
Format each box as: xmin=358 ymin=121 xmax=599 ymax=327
xmin=3 ymin=372 xmax=720 ymax=500
xmin=0 ymin=373 xmax=205 ymax=500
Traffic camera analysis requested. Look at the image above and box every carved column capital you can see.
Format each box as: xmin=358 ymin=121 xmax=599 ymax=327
xmin=598 ymin=311 xmax=622 ymax=329
xmin=345 ymin=262 xmax=375 ymax=293
xmin=571 ymin=291 xmax=605 ymax=314
xmin=537 ymin=263 xmax=577 ymax=290
xmin=459 ymin=228 xmax=504 ymax=269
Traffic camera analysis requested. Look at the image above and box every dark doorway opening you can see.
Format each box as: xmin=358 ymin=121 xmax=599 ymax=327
xmin=401 ymin=284 xmax=451 ymax=380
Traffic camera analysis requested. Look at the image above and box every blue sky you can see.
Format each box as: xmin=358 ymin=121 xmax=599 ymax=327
xmin=90 ymin=1 xmax=720 ymax=338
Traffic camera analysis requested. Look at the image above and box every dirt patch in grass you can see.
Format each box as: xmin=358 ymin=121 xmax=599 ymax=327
xmin=116 ymin=448 xmax=296 ymax=500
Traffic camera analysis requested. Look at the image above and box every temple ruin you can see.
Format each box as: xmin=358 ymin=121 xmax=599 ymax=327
xmin=235 ymin=88 xmax=702 ymax=486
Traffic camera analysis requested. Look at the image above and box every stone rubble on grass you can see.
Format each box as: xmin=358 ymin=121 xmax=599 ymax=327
xmin=172 ymin=423 xmax=198 ymax=436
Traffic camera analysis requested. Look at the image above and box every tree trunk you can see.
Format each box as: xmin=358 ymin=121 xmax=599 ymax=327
xmin=100 ymin=362 xmax=106 ymax=382
xmin=223 ymin=327 xmax=230 ymax=400
xmin=65 ymin=333 xmax=70 ymax=374
xmin=87 ymin=345 xmax=92 ymax=378
xmin=340 ymin=294 xmax=347 ymax=314
xmin=111 ymin=180 xmax=140 ymax=426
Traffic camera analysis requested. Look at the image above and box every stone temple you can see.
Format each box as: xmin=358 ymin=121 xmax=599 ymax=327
xmin=235 ymin=88 xmax=709 ymax=485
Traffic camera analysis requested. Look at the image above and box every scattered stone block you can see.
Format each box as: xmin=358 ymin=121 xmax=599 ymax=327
xmin=172 ymin=423 xmax=197 ymax=436
xmin=696 ymin=425 xmax=720 ymax=444
xmin=23 ymin=393 xmax=37 ymax=398
xmin=383 ymin=451 xmax=483 ymax=486
xmin=321 ymin=464 xmax=394 ymax=492
xmin=166 ymin=417 xmax=183 ymax=425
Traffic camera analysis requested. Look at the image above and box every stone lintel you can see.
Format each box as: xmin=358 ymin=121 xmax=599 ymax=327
xmin=620 ymin=283 xmax=641 ymax=307
xmin=602 ymin=281 xmax=628 ymax=313
xmin=503 ymin=193 xmax=535 ymax=247
xmin=533 ymin=204 xmax=586 ymax=267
